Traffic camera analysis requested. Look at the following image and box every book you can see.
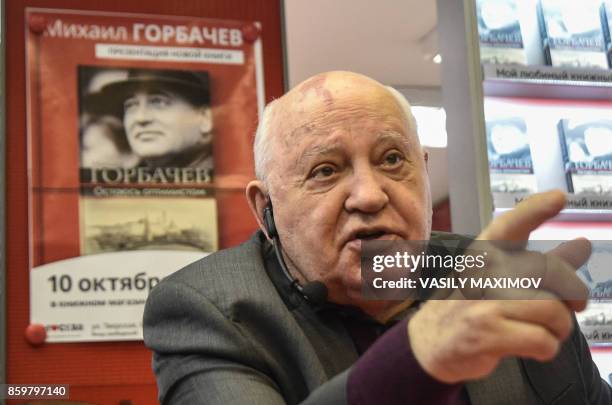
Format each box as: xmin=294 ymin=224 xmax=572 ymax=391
xmin=576 ymin=240 xmax=612 ymax=344
xmin=558 ymin=119 xmax=612 ymax=195
xmin=538 ymin=0 xmax=609 ymax=69
xmin=577 ymin=300 xmax=612 ymax=344
xmin=476 ymin=0 xmax=528 ymax=65
xmin=486 ymin=117 xmax=537 ymax=193
xmin=604 ymin=1 xmax=612 ymax=66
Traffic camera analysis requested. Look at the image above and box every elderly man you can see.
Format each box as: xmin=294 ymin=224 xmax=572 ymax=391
xmin=144 ymin=71 xmax=610 ymax=404
xmin=99 ymin=68 xmax=214 ymax=170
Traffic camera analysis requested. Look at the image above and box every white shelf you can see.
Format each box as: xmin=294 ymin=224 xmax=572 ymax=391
xmin=493 ymin=192 xmax=612 ymax=221
xmin=483 ymin=64 xmax=612 ymax=100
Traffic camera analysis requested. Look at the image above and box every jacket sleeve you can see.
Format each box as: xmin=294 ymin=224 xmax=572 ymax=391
xmin=143 ymin=278 xmax=349 ymax=405
xmin=573 ymin=320 xmax=612 ymax=404
xmin=143 ymin=277 xmax=463 ymax=405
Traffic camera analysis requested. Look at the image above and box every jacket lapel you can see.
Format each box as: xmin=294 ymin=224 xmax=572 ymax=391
xmin=466 ymin=358 xmax=540 ymax=405
xmin=521 ymin=339 xmax=586 ymax=405
xmin=466 ymin=345 xmax=586 ymax=405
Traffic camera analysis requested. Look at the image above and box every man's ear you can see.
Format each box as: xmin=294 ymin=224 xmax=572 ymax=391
xmin=246 ymin=180 xmax=271 ymax=239
xmin=198 ymin=107 xmax=213 ymax=135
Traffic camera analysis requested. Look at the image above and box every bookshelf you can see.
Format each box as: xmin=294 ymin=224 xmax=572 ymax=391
xmin=438 ymin=0 xmax=612 ymax=376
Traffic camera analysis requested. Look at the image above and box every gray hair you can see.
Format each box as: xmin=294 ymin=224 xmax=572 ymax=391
xmin=253 ymin=86 xmax=419 ymax=183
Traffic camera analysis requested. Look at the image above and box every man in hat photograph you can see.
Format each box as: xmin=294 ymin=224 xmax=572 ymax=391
xmin=79 ymin=66 xmax=214 ymax=171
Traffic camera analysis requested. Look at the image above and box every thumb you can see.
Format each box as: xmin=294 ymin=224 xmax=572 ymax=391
xmin=478 ymin=190 xmax=566 ymax=242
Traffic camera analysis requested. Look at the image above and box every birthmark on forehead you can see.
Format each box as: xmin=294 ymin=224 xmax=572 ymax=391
xmin=297 ymin=74 xmax=334 ymax=106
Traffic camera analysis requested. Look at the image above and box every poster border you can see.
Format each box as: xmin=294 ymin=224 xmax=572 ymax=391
xmin=0 ymin=0 xmax=7 ymax=387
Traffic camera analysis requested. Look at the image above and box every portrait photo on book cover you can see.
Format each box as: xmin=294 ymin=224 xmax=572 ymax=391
xmin=564 ymin=120 xmax=612 ymax=164
xmin=486 ymin=117 xmax=532 ymax=162
xmin=476 ymin=0 xmax=522 ymax=43
xmin=78 ymin=65 xmax=214 ymax=172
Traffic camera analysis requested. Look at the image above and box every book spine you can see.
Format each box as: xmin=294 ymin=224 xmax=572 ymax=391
xmin=557 ymin=120 xmax=574 ymax=193
xmin=536 ymin=0 xmax=553 ymax=65
xmin=595 ymin=2 xmax=608 ymax=52
xmin=605 ymin=3 xmax=612 ymax=67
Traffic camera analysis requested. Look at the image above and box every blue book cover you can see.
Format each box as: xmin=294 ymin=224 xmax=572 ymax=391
xmin=477 ymin=0 xmax=528 ymax=65
xmin=558 ymin=119 xmax=612 ymax=195
xmin=486 ymin=117 xmax=537 ymax=193
xmin=538 ymin=0 xmax=609 ymax=68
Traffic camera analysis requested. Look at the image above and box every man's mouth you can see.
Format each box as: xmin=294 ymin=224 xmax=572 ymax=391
xmin=345 ymin=228 xmax=394 ymax=250
xmin=354 ymin=230 xmax=386 ymax=240
xmin=134 ymin=131 xmax=164 ymax=140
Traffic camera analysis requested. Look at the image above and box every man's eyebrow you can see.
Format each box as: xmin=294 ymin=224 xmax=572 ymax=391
xmin=295 ymin=130 xmax=412 ymax=163
xmin=296 ymin=143 xmax=343 ymax=167
xmin=376 ymin=130 xmax=411 ymax=147
xmin=126 ymin=89 xmax=172 ymax=98
xmin=147 ymin=89 xmax=173 ymax=97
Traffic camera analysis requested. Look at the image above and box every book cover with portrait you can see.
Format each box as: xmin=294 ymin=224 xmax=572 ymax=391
xmin=78 ymin=65 xmax=215 ymax=182
xmin=476 ymin=0 xmax=528 ymax=65
xmin=538 ymin=0 xmax=609 ymax=69
xmin=558 ymin=119 xmax=612 ymax=195
xmin=486 ymin=117 xmax=537 ymax=193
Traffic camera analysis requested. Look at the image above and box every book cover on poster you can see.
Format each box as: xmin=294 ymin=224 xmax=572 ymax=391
xmin=476 ymin=0 xmax=528 ymax=65
xmin=26 ymin=9 xmax=264 ymax=342
xmin=538 ymin=0 xmax=609 ymax=69
xmin=558 ymin=119 xmax=612 ymax=195
xmin=486 ymin=117 xmax=537 ymax=193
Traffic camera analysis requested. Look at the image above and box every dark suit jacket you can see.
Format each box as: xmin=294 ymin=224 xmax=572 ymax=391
xmin=143 ymin=231 xmax=612 ymax=404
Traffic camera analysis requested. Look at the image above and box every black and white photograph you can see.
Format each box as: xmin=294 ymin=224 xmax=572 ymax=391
xmin=78 ymin=66 xmax=214 ymax=173
xmin=80 ymin=197 xmax=218 ymax=254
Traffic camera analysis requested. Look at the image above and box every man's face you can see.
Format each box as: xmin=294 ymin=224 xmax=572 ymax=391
xmin=263 ymin=73 xmax=432 ymax=315
xmin=123 ymin=88 xmax=210 ymax=158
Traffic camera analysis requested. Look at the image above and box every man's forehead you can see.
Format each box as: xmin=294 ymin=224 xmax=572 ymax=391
xmin=126 ymin=86 xmax=180 ymax=98
xmin=298 ymin=129 xmax=411 ymax=158
xmin=272 ymin=72 xmax=408 ymax=139
xmin=288 ymin=72 xmax=396 ymax=109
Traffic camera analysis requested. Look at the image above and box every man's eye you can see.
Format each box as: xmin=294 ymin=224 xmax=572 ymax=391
xmin=383 ymin=152 xmax=404 ymax=167
xmin=124 ymin=98 xmax=138 ymax=111
xmin=311 ymin=165 xmax=337 ymax=179
xmin=149 ymin=96 xmax=171 ymax=108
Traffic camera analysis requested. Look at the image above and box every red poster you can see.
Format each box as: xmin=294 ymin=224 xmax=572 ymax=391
xmin=26 ymin=8 xmax=264 ymax=342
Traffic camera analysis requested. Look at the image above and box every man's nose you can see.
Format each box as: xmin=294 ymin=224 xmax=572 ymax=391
xmin=344 ymin=167 xmax=389 ymax=214
xmin=130 ymin=103 xmax=153 ymax=124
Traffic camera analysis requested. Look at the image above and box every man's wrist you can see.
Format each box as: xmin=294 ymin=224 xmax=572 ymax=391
xmin=347 ymin=318 xmax=462 ymax=404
